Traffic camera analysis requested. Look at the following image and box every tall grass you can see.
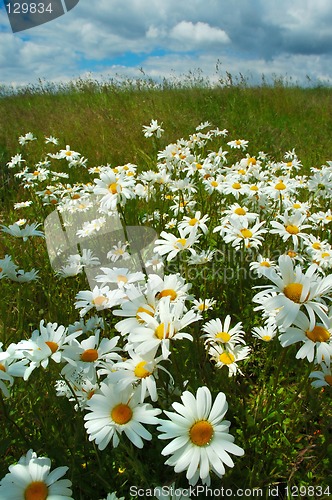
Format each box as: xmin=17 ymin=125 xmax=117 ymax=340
xmin=1 ymin=76 xmax=332 ymax=169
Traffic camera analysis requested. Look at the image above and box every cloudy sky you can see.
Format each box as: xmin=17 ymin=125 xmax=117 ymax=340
xmin=1 ymin=0 xmax=332 ymax=88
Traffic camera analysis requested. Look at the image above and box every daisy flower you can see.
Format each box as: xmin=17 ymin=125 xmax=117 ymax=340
xmin=227 ymin=138 xmax=249 ymax=150
xmin=58 ymin=145 xmax=81 ymax=161
xmin=309 ymin=363 xmax=332 ymax=388
xmin=0 ymin=343 xmax=29 ymax=397
xmin=187 ymin=249 xmax=215 ymax=265
xmin=222 ymin=218 xmax=266 ymax=250
xmin=7 ymin=153 xmax=25 ymax=168
xmin=202 ymin=316 xmax=245 ymax=348
xmin=208 ymin=344 xmax=251 ymax=377
xmin=220 ymin=176 xmax=249 ymax=199
xmin=154 ymin=229 xmax=199 ymax=262
xmin=178 ymin=211 xmax=209 ymax=236
xmin=56 ymin=373 xmax=100 ymax=411
xmin=113 ymin=283 xmax=157 ymax=335
xmin=107 ymin=349 xmax=168 ymax=402
xmin=249 ymin=255 xmax=276 ymax=277
xmin=279 ymin=311 xmax=332 ymax=366
xmin=149 ymin=273 xmax=192 ymax=303
xmin=95 ymin=267 xmax=145 ymax=290
xmin=18 ymin=132 xmax=36 ymax=145
xmin=127 ymin=297 xmax=200 ymax=359
xmin=61 ymin=331 xmax=121 ymax=384
xmin=45 ymin=135 xmax=59 ymax=145
xmin=84 ymin=382 xmax=161 ymax=450
xmin=270 ymin=211 xmax=311 ymax=248
xmin=0 ymin=449 xmax=73 ymax=499
xmin=93 ymin=167 xmax=135 ymax=211
xmin=1 ymin=221 xmax=44 ymax=241
xmin=14 ymin=200 xmax=33 ymax=209
xmin=142 ymin=119 xmax=164 ymax=138
xmin=251 ymin=324 xmax=277 ymax=342
xmin=157 ymin=386 xmax=244 ymax=486
xmin=265 ymin=176 xmax=298 ymax=201
xmin=74 ymin=285 xmax=125 ymax=317
xmin=222 ymin=203 xmax=258 ymax=223
xmin=14 ymin=319 xmax=78 ymax=380
xmin=192 ymin=298 xmax=216 ymax=313
xmin=253 ymin=255 xmax=332 ymax=329
xmin=107 ymin=241 xmax=130 ymax=262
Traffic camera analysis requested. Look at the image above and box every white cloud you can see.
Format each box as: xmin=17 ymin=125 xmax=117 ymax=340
xmin=1 ymin=0 xmax=332 ymax=87
xmin=170 ymin=21 xmax=230 ymax=49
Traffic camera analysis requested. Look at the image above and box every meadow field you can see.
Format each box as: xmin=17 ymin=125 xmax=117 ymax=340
xmin=0 ymin=76 xmax=332 ymax=499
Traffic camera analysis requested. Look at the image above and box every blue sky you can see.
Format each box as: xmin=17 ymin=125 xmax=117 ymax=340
xmin=1 ymin=0 xmax=332 ymax=88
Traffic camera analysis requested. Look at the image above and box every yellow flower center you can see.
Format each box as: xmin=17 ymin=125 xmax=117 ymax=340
xmin=219 ymin=352 xmax=235 ymax=365
xmin=24 ymin=481 xmax=48 ymax=500
xmin=306 ymin=326 xmax=330 ymax=343
xmin=275 ymin=181 xmax=286 ymax=190
xmin=232 ymin=182 xmax=241 ymax=189
xmin=198 ymin=303 xmax=208 ymax=311
xmin=111 ymin=403 xmax=133 ymax=424
xmin=33 ymin=171 xmax=40 ymax=176
xmin=240 ymin=228 xmax=253 ymax=238
xmin=250 ymin=185 xmax=258 ymax=191
xmin=326 ymin=215 xmax=332 ymax=221
xmin=189 ymin=420 xmax=214 ymax=446
xmin=0 ymin=363 xmax=6 ymax=372
xmin=234 ymin=207 xmax=246 ymax=216
xmin=175 ymin=238 xmax=187 ymax=248
xmin=211 ymin=180 xmax=218 ymax=187
xmin=134 ymin=361 xmax=151 ymax=378
xmin=117 ymin=275 xmax=128 ymax=284
xmin=215 ymin=331 xmax=231 ymax=342
xmin=108 ymin=182 xmax=119 ymax=194
xmin=72 ymin=193 xmax=80 ymax=199
xmin=286 ymin=224 xmax=299 ymax=234
xmin=235 ymin=140 xmax=242 ymax=145
xmin=158 ymin=289 xmax=177 ymax=301
xmin=324 ymin=375 xmax=332 ymax=386
xmin=283 ymin=283 xmax=303 ymax=303
xmin=293 ymin=203 xmax=301 ymax=209
xmin=248 ymin=157 xmax=256 ymax=165
xmin=287 ymin=250 xmax=297 ymax=258
xmin=196 ymin=163 xmax=202 ymax=169
xmin=238 ymin=169 xmax=246 ymax=175
xmin=45 ymin=341 xmax=59 ymax=353
xmin=262 ymin=335 xmax=272 ymax=341
xmin=92 ymin=296 xmax=108 ymax=306
xmin=260 ymin=261 xmax=271 ymax=267
xmin=321 ymin=252 xmax=330 ymax=258
xmin=312 ymin=242 xmax=321 ymax=250
xmin=155 ymin=323 xmax=170 ymax=340
xmin=189 ymin=218 xmax=198 ymax=226
xmin=80 ymin=348 xmax=99 ymax=362
xmin=136 ymin=306 xmax=154 ymax=323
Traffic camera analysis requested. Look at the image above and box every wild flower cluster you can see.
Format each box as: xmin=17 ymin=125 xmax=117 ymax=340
xmin=1 ymin=118 xmax=332 ymax=498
